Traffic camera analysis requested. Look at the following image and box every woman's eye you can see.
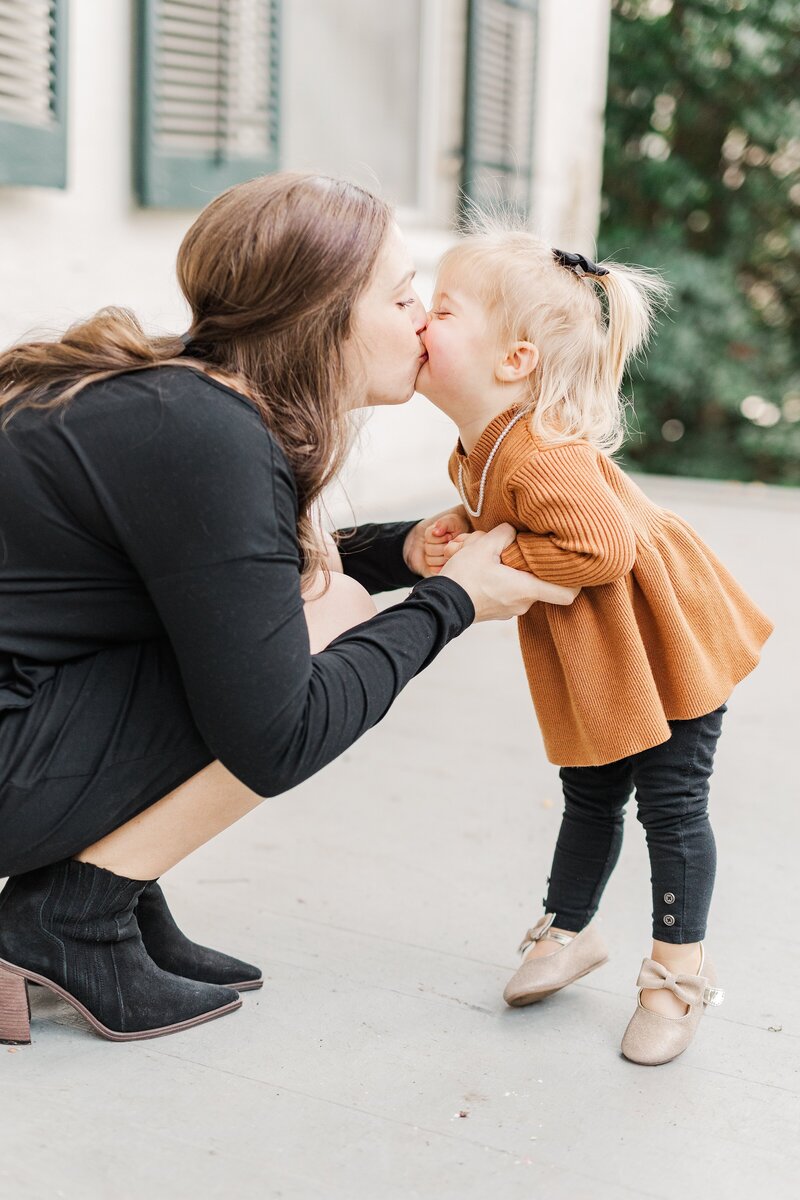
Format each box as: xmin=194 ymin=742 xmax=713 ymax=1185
xmin=397 ymin=298 xmax=416 ymax=309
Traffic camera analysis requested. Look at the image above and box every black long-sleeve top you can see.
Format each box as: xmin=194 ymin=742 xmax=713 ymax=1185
xmin=0 ymin=366 xmax=474 ymax=795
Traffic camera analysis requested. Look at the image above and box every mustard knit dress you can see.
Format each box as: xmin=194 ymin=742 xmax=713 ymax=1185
xmin=449 ymin=406 xmax=774 ymax=767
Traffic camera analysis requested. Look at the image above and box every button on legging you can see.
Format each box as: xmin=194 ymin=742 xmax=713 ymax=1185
xmin=542 ymin=705 xmax=726 ymax=944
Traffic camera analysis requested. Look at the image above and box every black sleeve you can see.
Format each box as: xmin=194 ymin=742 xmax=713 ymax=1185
xmin=70 ymin=372 xmax=474 ymax=797
xmin=336 ymin=520 xmax=423 ymax=594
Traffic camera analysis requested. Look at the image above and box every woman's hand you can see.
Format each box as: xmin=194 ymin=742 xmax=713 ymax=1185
xmin=439 ymin=523 xmax=580 ymax=622
xmin=403 ymin=505 xmax=471 ymax=577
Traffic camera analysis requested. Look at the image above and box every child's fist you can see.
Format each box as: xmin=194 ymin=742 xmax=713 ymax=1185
xmin=423 ymin=509 xmax=472 ymax=574
xmin=441 ymin=533 xmax=469 ymax=562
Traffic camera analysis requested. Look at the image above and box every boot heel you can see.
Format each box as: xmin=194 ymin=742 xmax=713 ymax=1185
xmin=0 ymin=964 xmax=31 ymax=1045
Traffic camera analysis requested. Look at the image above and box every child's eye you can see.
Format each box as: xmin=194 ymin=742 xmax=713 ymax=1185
xmin=432 ymin=310 xmax=451 ymax=318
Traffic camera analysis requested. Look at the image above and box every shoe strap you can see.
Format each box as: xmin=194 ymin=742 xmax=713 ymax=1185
xmin=517 ymin=913 xmax=575 ymax=954
xmin=636 ymin=957 xmax=725 ymax=1008
xmin=546 ymin=930 xmax=575 ymax=946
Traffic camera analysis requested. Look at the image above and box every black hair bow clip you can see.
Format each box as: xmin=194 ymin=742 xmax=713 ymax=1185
xmin=552 ymin=248 xmax=609 ymax=278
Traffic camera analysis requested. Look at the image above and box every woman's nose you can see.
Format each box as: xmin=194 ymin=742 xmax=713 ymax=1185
xmin=410 ymin=291 xmax=427 ymax=333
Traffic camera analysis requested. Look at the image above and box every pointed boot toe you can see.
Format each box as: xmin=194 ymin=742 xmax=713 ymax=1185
xmin=136 ymin=882 xmax=263 ymax=991
xmin=0 ymin=860 xmax=242 ymax=1044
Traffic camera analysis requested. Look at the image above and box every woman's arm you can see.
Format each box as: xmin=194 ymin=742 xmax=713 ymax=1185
xmin=336 ymin=503 xmax=472 ymax=592
xmin=335 ymin=521 xmax=422 ymax=593
xmin=148 ymin=549 xmax=473 ymax=797
xmin=82 ymin=373 xmax=474 ymax=797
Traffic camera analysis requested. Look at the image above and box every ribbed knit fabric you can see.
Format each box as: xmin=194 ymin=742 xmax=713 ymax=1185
xmin=450 ymin=405 xmax=774 ymax=767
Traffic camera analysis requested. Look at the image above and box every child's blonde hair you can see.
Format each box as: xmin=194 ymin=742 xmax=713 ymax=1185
xmin=439 ymin=215 xmax=670 ymax=453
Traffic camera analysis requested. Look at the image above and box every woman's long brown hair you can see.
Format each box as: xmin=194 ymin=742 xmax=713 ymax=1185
xmin=0 ymin=171 xmax=393 ymax=577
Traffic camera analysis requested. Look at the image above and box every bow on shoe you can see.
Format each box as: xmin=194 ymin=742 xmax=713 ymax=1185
xmin=517 ymin=912 xmax=556 ymax=955
xmin=636 ymin=958 xmax=708 ymax=1007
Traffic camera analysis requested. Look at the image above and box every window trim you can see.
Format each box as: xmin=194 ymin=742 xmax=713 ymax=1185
xmin=0 ymin=0 xmax=69 ymax=189
xmin=135 ymin=0 xmax=282 ymax=210
xmin=461 ymin=0 xmax=539 ymax=219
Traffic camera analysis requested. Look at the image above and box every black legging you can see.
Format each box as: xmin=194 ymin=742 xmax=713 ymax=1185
xmin=543 ymin=704 xmax=726 ymax=943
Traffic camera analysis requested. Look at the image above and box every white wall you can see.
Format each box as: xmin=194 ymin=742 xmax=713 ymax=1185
xmin=0 ymin=2 xmax=190 ymax=340
xmin=0 ymin=0 xmax=612 ymax=526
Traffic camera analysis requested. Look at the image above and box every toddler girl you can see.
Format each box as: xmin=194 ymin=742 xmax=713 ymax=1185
xmin=417 ymin=227 xmax=773 ymax=1065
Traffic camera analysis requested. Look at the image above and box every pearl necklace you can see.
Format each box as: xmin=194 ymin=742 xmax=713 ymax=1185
xmin=457 ymin=405 xmax=532 ymax=518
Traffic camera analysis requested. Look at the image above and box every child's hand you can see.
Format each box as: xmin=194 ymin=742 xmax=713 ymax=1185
xmin=439 ymin=533 xmax=469 ymax=564
xmin=423 ymin=509 xmax=472 ymax=574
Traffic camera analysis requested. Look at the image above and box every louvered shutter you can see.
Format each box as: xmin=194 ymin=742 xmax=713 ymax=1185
xmin=136 ymin=0 xmax=281 ymax=208
xmin=462 ymin=0 xmax=538 ymax=217
xmin=0 ymin=0 xmax=68 ymax=188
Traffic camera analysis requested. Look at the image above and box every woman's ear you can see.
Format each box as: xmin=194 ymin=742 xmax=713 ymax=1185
xmin=495 ymin=341 xmax=540 ymax=383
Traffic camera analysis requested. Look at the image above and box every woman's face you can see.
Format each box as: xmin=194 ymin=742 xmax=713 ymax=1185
xmin=345 ymin=224 xmax=428 ymax=408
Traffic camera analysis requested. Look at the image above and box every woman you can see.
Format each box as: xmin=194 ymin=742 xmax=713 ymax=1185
xmin=0 ymin=172 xmax=576 ymax=1045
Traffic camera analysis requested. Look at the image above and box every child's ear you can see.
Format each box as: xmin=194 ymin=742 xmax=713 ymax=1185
xmin=495 ymin=341 xmax=540 ymax=383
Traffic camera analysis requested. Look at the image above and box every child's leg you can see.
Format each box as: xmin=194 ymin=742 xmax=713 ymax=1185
xmin=531 ymin=759 xmax=633 ymax=959
xmin=631 ymin=703 xmax=726 ymax=1016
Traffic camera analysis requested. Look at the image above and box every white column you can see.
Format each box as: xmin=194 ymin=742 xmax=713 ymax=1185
xmin=530 ymin=0 xmax=612 ymax=252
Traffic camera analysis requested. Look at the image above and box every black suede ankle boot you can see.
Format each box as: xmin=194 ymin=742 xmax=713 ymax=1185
xmin=0 ymin=859 xmax=241 ymax=1043
xmin=136 ymin=882 xmax=262 ymax=991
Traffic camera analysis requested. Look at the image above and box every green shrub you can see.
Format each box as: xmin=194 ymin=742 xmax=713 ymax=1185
xmin=602 ymin=0 xmax=800 ymax=484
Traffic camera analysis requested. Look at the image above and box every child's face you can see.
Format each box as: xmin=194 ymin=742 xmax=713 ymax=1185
xmin=416 ymin=272 xmax=500 ymax=410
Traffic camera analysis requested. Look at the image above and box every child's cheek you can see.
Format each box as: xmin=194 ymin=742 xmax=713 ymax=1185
xmin=426 ymin=330 xmax=456 ymax=380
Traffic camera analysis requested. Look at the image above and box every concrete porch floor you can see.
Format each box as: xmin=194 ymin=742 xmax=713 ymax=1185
xmin=2 ymin=473 xmax=798 ymax=1200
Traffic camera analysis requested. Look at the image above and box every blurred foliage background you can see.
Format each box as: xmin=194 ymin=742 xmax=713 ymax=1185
xmin=600 ymin=0 xmax=800 ymax=484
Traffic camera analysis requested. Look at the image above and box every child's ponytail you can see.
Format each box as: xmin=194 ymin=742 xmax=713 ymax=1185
xmin=524 ymin=253 xmax=669 ymax=454
xmin=592 ymin=261 xmax=670 ymax=406
xmin=544 ymin=250 xmax=670 ymax=452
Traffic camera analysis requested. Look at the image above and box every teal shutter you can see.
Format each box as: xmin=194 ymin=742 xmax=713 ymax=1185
xmin=0 ymin=0 xmax=68 ymax=188
xmin=136 ymin=0 xmax=281 ymax=208
xmin=462 ymin=0 xmax=538 ymax=217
